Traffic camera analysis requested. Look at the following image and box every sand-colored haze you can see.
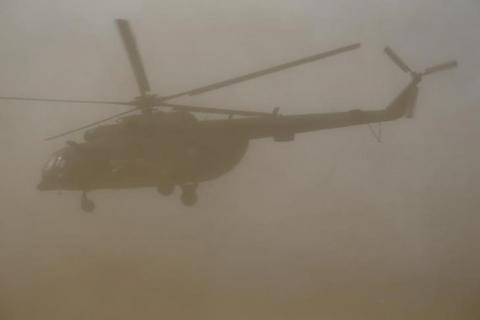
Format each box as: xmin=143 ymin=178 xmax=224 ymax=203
xmin=1 ymin=0 xmax=479 ymax=319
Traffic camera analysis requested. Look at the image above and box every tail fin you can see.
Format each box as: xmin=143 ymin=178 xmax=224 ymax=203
xmin=385 ymin=81 xmax=419 ymax=118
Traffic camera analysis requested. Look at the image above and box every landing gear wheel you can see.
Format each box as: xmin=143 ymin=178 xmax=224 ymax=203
xmin=181 ymin=190 xmax=198 ymax=206
xmin=81 ymin=192 xmax=95 ymax=213
xmin=180 ymin=184 xmax=198 ymax=207
xmin=157 ymin=183 xmax=174 ymax=196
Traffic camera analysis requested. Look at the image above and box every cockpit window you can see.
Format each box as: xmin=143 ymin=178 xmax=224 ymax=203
xmin=43 ymin=153 xmax=67 ymax=173
xmin=57 ymin=156 xmax=66 ymax=169
xmin=43 ymin=157 xmax=55 ymax=172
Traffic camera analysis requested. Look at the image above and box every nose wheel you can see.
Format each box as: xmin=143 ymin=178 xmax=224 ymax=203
xmin=81 ymin=192 xmax=95 ymax=212
xmin=180 ymin=184 xmax=198 ymax=207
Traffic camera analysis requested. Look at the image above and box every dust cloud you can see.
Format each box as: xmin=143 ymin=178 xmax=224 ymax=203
xmin=1 ymin=0 xmax=479 ymax=319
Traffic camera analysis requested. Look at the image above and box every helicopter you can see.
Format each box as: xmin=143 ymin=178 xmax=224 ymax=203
xmin=0 ymin=19 xmax=457 ymax=212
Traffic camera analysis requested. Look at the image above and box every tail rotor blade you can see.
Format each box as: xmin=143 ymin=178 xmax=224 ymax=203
xmin=423 ymin=60 xmax=458 ymax=76
xmin=384 ymin=47 xmax=412 ymax=73
xmin=116 ymin=19 xmax=151 ymax=96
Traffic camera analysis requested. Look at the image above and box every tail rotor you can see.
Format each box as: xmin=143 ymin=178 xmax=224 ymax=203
xmin=384 ymin=46 xmax=458 ymax=81
xmin=384 ymin=46 xmax=457 ymax=118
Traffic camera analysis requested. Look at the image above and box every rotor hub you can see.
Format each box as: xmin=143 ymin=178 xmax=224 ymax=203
xmin=132 ymin=94 xmax=160 ymax=112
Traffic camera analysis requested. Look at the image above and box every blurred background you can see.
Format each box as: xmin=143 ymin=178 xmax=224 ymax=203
xmin=0 ymin=0 xmax=479 ymax=319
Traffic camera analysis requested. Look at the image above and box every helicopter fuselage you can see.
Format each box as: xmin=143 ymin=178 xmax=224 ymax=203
xmin=37 ymin=79 xmax=419 ymax=195
xmin=38 ymin=111 xmax=251 ymax=192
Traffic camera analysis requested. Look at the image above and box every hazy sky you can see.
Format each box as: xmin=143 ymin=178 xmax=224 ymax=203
xmin=1 ymin=0 xmax=479 ymax=319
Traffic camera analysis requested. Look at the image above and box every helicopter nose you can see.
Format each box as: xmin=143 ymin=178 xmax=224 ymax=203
xmin=37 ymin=178 xmax=54 ymax=191
xmin=37 ymin=180 xmax=47 ymax=190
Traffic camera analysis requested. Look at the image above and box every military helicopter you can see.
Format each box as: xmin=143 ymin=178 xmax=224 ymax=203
xmin=0 ymin=19 xmax=457 ymax=212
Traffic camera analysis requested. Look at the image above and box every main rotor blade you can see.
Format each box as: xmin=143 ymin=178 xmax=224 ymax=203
xmin=384 ymin=47 xmax=412 ymax=73
xmin=423 ymin=61 xmax=458 ymax=76
xmin=161 ymin=43 xmax=361 ymax=101
xmin=0 ymin=96 xmax=131 ymax=105
xmin=159 ymin=102 xmax=273 ymax=117
xmin=116 ymin=19 xmax=151 ymax=96
xmin=45 ymin=107 xmax=140 ymax=141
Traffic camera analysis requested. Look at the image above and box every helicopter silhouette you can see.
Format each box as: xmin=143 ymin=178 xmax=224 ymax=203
xmin=0 ymin=19 xmax=457 ymax=212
